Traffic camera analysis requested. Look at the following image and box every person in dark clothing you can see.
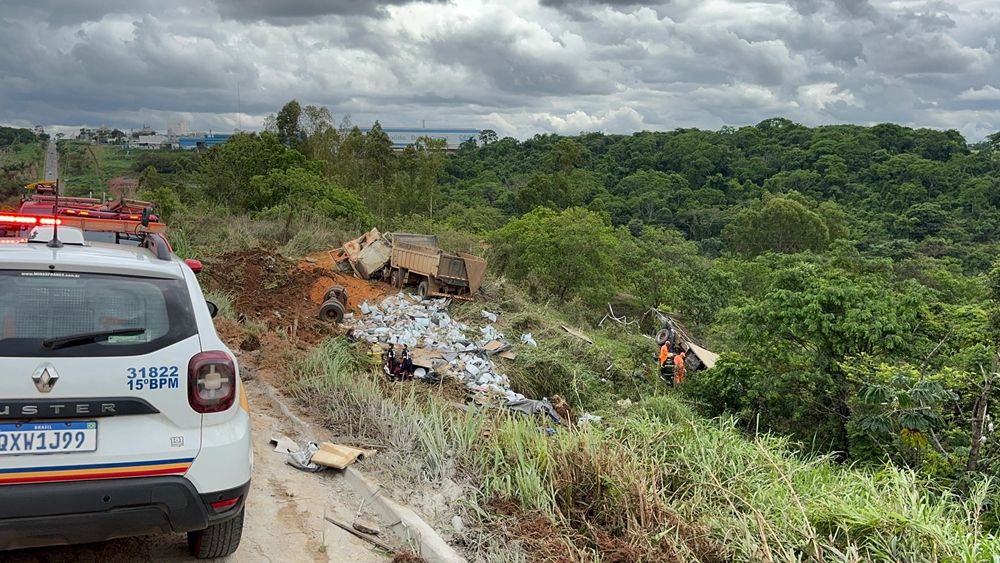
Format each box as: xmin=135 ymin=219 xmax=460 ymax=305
xmin=385 ymin=346 xmax=399 ymax=381
xmin=401 ymin=345 xmax=414 ymax=378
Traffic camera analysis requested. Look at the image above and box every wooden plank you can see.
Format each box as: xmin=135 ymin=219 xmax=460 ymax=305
xmin=410 ymin=348 xmax=445 ymax=369
xmin=560 ymin=325 xmax=594 ymax=345
xmin=310 ymin=442 xmax=370 ymax=469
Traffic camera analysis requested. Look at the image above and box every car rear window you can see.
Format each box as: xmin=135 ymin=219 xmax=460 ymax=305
xmin=0 ymin=270 xmax=197 ymax=357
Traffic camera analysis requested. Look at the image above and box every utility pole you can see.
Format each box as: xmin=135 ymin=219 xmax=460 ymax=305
xmin=237 ymin=81 xmax=242 ymax=131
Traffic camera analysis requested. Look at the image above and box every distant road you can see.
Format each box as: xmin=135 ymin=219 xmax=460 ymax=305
xmin=43 ymin=138 xmax=58 ymax=192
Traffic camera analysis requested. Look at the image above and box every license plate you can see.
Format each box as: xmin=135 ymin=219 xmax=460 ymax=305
xmin=0 ymin=421 xmax=97 ymax=455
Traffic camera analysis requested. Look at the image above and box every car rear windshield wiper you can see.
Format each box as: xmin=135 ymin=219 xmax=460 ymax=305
xmin=42 ymin=328 xmax=146 ymax=350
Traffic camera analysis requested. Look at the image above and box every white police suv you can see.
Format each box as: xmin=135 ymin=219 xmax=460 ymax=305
xmin=0 ymin=226 xmax=251 ymax=558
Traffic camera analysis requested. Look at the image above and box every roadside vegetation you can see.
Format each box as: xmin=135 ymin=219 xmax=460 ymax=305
xmin=0 ymin=125 xmax=47 ymax=205
xmin=17 ymin=103 xmax=1000 ymax=559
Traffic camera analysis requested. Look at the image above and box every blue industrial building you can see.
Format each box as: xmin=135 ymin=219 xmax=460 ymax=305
xmin=178 ymin=133 xmax=233 ymax=150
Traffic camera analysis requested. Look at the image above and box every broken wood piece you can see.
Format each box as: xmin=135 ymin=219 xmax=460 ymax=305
xmin=410 ymin=348 xmax=445 ymax=369
xmin=561 ymin=325 xmax=594 ymax=345
xmin=352 ymin=519 xmax=381 ymax=536
xmin=325 ymin=516 xmax=396 ymax=553
xmin=483 ymin=340 xmax=511 ymax=355
xmin=310 ymin=442 xmax=372 ymax=469
xmin=498 ymin=350 xmax=518 ymax=360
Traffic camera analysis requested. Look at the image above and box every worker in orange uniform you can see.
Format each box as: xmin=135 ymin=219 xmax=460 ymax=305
xmin=673 ymin=350 xmax=687 ymax=385
xmin=658 ymin=341 xmax=670 ymax=367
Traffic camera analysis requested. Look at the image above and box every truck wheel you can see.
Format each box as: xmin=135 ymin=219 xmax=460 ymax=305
xmin=323 ymin=285 xmax=348 ymax=306
xmin=187 ymin=507 xmax=244 ymax=559
xmin=390 ymin=269 xmax=400 ymax=288
xmin=655 ymin=329 xmax=670 ymax=345
xmin=318 ymin=299 xmax=346 ymax=323
xmin=416 ymin=281 xmax=429 ymax=299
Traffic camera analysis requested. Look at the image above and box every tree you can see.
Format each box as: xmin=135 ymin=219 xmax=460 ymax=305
xmin=250 ymin=167 xmax=372 ymax=226
xmin=139 ymin=166 xmax=162 ymax=191
xmin=478 ymin=129 xmax=498 ymax=145
xmin=702 ymin=266 xmax=927 ymax=451
xmin=490 ymin=207 xmax=620 ymax=305
xmin=275 ymin=100 xmax=303 ymax=147
xmin=199 ymin=132 xmax=305 ymax=210
xmin=722 ymin=195 xmax=831 ymax=256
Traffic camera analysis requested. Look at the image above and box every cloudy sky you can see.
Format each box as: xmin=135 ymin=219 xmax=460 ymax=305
xmin=1 ymin=0 xmax=998 ymax=140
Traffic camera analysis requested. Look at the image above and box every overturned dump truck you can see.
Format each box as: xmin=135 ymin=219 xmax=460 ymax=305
xmin=386 ymin=233 xmax=487 ymax=300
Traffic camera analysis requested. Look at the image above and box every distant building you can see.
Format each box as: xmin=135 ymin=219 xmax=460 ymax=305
xmin=136 ymin=134 xmax=169 ymax=149
xmin=361 ymin=127 xmax=480 ymax=151
xmin=167 ymin=122 xmax=190 ymax=137
xmin=178 ymin=133 xmax=232 ymax=150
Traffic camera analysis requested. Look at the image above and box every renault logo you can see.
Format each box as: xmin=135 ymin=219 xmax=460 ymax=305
xmin=32 ymin=364 xmax=59 ymax=393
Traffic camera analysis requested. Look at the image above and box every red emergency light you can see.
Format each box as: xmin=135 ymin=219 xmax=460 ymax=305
xmin=0 ymin=214 xmax=62 ymax=226
xmin=0 ymin=211 xmax=166 ymax=235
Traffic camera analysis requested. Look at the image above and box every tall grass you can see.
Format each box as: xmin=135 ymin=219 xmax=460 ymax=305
xmin=293 ymin=338 xmax=1000 ymax=562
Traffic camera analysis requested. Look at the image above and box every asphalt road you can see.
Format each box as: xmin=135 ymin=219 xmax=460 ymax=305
xmin=44 ymin=138 xmax=58 ymax=182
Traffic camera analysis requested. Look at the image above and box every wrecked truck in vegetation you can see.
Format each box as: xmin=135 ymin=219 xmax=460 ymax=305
xmin=331 ymin=230 xmax=488 ymax=301
xmin=387 ymin=233 xmax=487 ymax=300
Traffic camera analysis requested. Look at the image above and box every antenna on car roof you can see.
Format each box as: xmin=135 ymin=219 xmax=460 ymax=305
xmin=46 ymin=179 xmax=62 ymax=249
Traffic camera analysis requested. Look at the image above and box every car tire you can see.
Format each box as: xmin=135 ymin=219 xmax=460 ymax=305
xmin=187 ymin=507 xmax=245 ymax=559
xmin=319 ymin=299 xmax=346 ymax=323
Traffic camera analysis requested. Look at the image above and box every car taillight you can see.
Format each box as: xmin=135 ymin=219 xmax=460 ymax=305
xmin=210 ymin=496 xmax=241 ymax=512
xmin=188 ymin=351 xmax=237 ymax=413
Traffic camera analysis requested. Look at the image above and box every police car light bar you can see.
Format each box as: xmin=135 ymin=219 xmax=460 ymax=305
xmin=0 ymin=212 xmax=167 ymax=234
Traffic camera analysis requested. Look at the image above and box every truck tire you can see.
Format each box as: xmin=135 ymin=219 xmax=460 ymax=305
xmin=655 ymin=329 xmax=670 ymax=345
xmin=318 ymin=299 xmax=346 ymax=323
xmin=390 ymin=269 xmax=400 ymax=288
xmin=323 ymin=285 xmax=348 ymax=306
xmin=416 ymin=280 xmax=429 ymax=299
xmin=187 ymin=507 xmax=244 ymax=559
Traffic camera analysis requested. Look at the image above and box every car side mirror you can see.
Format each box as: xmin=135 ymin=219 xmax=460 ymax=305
xmin=185 ymin=259 xmax=203 ymax=274
xmin=206 ymin=301 xmax=219 ymax=318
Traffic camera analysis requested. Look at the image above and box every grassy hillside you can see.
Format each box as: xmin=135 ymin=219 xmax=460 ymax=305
xmin=133 ymin=105 xmax=1000 ymax=559
xmin=56 ymin=141 xmax=192 ymax=198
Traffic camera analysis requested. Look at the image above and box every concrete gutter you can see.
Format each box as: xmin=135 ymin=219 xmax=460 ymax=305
xmin=343 ymin=467 xmax=466 ymax=563
xmin=259 ymin=380 xmax=466 ymax=563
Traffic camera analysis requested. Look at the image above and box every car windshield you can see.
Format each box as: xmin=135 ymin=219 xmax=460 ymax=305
xmin=0 ymin=270 xmax=196 ymax=357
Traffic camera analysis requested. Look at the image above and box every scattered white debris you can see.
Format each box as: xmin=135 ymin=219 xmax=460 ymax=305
xmin=520 ymin=333 xmax=538 ymax=347
xmin=577 ymin=413 xmax=603 ymax=426
xmin=346 ymin=292 xmax=525 ymax=401
xmin=481 ymin=310 xmax=498 ymax=323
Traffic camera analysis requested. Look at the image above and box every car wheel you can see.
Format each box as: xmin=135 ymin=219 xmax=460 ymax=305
xmin=188 ymin=507 xmax=245 ymax=559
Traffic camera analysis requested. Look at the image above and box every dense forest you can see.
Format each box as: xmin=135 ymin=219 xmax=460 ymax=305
xmin=79 ymin=102 xmax=1000 ymax=499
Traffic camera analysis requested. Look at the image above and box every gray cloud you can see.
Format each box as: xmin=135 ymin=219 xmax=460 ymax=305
xmin=0 ymin=0 xmax=997 ymax=141
xmin=211 ymin=0 xmax=448 ymax=22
